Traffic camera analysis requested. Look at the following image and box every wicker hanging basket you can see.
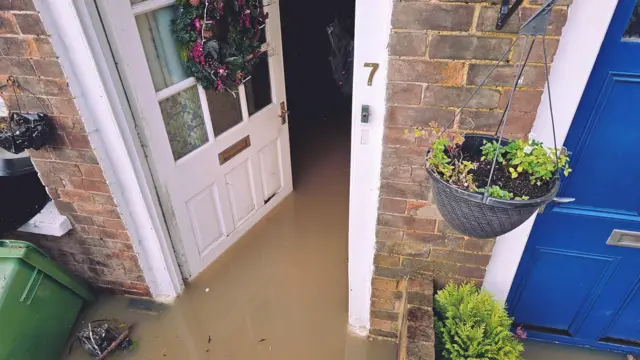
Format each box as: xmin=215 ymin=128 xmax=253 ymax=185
xmin=424 ymin=0 xmax=563 ymax=239
xmin=427 ymin=134 xmax=559 ymax=239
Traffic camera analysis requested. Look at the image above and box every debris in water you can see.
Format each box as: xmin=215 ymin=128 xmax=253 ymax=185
xmin=76 ymin=319 xmax=133 ymax=359
xmin=205 ymin=288 xmax=210 ymax=292
xmin=259 ymin=338 xmax=267 ymax=343
xmin=208 ymin=334 xmax=212 ymax=344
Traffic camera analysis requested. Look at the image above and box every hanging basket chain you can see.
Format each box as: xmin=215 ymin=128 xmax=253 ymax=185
xmin=483 ymin=34 xmax=536 ymax=203
xmin=430 ymin=0 xmax=560 ymax=205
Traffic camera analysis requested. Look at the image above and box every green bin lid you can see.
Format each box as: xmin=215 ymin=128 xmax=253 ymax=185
xmin=0 ymin=240 xmax=95 ymax=302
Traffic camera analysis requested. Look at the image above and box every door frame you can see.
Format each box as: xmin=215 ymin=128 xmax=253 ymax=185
xmin=483 ymin=0 xmax=621 ymax=303
xmin=34 ymin=0 xmax=391 ymax=318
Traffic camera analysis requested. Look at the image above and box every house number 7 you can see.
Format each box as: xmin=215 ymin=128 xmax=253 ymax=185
xmin=364 ymin=63 xmax=379 ymax=86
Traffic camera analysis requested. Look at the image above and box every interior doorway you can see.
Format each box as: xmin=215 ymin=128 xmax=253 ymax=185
xmin=279 ymin=0 xmax=356 ymax=183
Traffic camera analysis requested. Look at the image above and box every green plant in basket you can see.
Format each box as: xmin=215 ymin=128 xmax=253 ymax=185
xmin=426 ymin=123 xmax=478 ymax=192
xmin=435 ymin=282 xmax=525 ymax=360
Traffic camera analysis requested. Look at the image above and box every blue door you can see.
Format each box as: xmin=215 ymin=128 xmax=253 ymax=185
xmin=507 ymin=0 xmax=640 ymax=354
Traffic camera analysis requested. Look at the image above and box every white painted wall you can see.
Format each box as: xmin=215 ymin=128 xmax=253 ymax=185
xmin=347 ymin=0 xmax=393 ymax=336
xmin=483 ymin=0 xmax=619 ymax=303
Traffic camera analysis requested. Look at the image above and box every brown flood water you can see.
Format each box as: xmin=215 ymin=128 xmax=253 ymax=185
xmin=64 ymin=119 xmax=397 ymax=360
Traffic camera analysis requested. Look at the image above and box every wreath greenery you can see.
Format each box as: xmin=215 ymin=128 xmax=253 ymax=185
xmin=172 ymin=0 xmax=268 ymax=93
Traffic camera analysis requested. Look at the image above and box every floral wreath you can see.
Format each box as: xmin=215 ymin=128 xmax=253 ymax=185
xmin=172 ymin=0 xmax=268 ymax=93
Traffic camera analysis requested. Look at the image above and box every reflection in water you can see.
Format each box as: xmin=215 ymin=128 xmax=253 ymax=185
xmin=64 ymin=116 xmax=396 ymax=360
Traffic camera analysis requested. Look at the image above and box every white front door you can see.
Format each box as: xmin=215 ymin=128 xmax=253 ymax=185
xmin=96 ymin=0 xmax=293 ymax=278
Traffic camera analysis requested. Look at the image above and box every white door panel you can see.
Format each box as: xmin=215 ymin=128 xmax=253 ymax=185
xmin=98 ymin=0 xmax=293 ymax=279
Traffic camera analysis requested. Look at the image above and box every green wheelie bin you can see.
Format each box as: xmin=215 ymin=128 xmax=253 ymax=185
xmin=0 ymin=240 xmax=94 ymax=360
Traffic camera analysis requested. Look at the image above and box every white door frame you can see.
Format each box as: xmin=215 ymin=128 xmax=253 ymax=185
xmin=347 ymin=0 xmax=393 ymax=335
xmin=35 ymin=0 xmax=184 ymax=299
xmin=483 ymin=0 xmax=620 ymax=303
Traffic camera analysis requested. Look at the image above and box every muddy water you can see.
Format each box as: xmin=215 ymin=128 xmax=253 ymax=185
xmin=64 ymin=119 xmax=397 ymax=360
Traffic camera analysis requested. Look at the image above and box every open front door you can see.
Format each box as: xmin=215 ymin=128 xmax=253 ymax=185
xmin=97 ymin=0 xmax=292 ymax=279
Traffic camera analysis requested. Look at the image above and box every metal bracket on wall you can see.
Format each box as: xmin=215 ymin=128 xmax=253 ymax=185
xmin=496 ymin=0 xmax=557 ymax=32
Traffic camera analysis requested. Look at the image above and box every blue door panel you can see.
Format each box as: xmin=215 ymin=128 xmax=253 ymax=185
xmin=599 ymin=277 xmax=640 ymax=345
xmin=507 ymin=0 xmax=640 ymax=353
xmin=510 ymin=248 xmax=617 ymax=333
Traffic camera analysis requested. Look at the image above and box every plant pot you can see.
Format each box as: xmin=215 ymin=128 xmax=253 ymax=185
xmin=0 ymin=112 xmax=52 ymax=154
xmin=426 ymin=134 xmax=559 ymax=239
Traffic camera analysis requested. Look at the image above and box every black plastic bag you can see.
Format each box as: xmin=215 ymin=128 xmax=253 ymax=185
xmin=0 ymin=112 xmax=52 ymax=154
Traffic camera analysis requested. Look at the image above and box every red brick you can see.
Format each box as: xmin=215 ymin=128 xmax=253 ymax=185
xmin=91 ymin=193 xmax=116 ymax=207
xmin=38 ymin=173 xmax=64 ymax=188
xmin=372 ymin=288 xmax=404 ymax=302
xmin=459 ymin=109 xmax=536 ymax=138
xmin=514 ymin=37 xmax=559 ymax=64
xmin=45 ymin=187 xmax=59 ymax=199
xmin=429 ymin=249 xmax=491 ymax=267
xmin=32 ymin=160 xmax=82 ymax=178
xmin=12 ymin=77 xmax=70 ymax=97
xmin=402 ymin=258 xmax=460 ymax=277
xmin=463 ymin=238 xmax=496 ymax=253
xmin=33 ymin=37 xmax=56 ymax=57
xmin=49 ymin=148 xmax=98 ymax=165
xmin=48 ymin=99 xmax=80 ymax=117
xmin=410 ymin=167 xmax=429 ymax=185
xmin=65 ymin=132 xmax=92 ymax=150
xmin=379 ymin=197 xmax=407 ymax=214
xmin=32 ymin=59 xmax=65 ymax=79
xmin=0 ymin=12 xmax=19 ymax=35
xmin=374 ymin=254 xmax=401 ymax=268
xmin=382 ymin=147 xmax=425 ymax=167
xmin=392 ymin=3 xmax=474 ymax=31
xmin=529 ymin=0 xmax=572 ymax=5
xmin=0 ymin=0 xmax=36 ymax=11
xmin=75 ymin=203 xmax=120 ymax=219
xmin=429 ymin=35 xmax=513 ymax=61
xmin=26 ymin=148 xmax=51 ymax=160
xmin=13 ymin=13 xmax=46 ymax=36
xmin=0 ymin=36 xmax=38 ymax=57
xmin=466 ymin=64 xmax=546 ymax=89
xmin=376 ymin=227 xmax=404 ymax=242
xmin=477 ymin=6 xmax=568 ymax=36
xmin=58 ymin=188 xmax=93 ymax=204
xmin=389 ymin=59 xmax=464 ymax=85
xmin=381 ymin=166 xmax=411 ymax=182
xmin=405 ymin=232 xmax=463 ymax=250
xmin=387 ymin=106 xmax=455 ymax=127
xmin=383 ymin=127 xmax=415 ymax=146
xmin=78 ymin=164 xmax=105 ymax=180
xmin=80 ymin=226 xmax=130 ymax=242
xmin=371 ymin=309 xmax=400 ymax=322
xmin=378 ymin=213 xmax=436 ymax=233
xmin=64 ymin=178 xmax=110 ymax=193
xmin=380 ymin=181 xmax=428 ymax=201
xmin=388 ymin=32 xmax=427 ymax=57
xmin=68 ymin=213 xmax=95 ymax=226
xmin=371 ymin=319 xmax=396 ymax=333
xmin=387 ymin=83 xmax=422 ymax=105
xmin=422 ymin=85 xmax=500 ymax=109
xmin=372 ymin=277 xmax=402 ymax=291
xmin=458 ymin=265 xmax=486 ymax=279
xmin=0 ymin=57 xmax=36 ymax=76
xmin=371 ymin=299 xmax=398 ymax=312
xmin=500 ymin=89 xmax=543 ymax=113
xmin=407 ymin=278 xmax=433 ymax=293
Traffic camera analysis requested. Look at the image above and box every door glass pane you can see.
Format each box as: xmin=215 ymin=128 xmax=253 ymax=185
xmin=623 ymin=1 xmax=640 ymax=40
xmin=205 ymin=89 xmax=243 ymax=136
xmin=135 ymin=6 xmax=188 ymax=91
xmin=159 ymin=86 xmax=209 ymax=160
xmin=245 ymin=54 xmax=273 ymax=116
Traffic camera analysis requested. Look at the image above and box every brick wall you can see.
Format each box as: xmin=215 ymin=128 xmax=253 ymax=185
xmin=370 ymin=0 xmax=571 ymax=340
xmin=0 ymin=0 xmax=150 ymax=297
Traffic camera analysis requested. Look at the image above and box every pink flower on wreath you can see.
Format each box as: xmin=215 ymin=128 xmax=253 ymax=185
xmin=193 ymin=18 xmax=202 ymax=32
xmin=241 ymin=8 xmax=251 ymax=27
xmin=189 ymin=41 xmax=205 ymax=65
xmin=215 ymin=80 xmax=223 ymax=92
xmin=235 ymin=72 xmax=244 ymax=85
xmin=217 ymin=65 xmax=228 ymax=77
xmin=515 ymin=326 xmax=527 ymax=339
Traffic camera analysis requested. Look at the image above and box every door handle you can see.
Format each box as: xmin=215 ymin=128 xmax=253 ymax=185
xmin=279 ymin=102 xmax=289 ymax=125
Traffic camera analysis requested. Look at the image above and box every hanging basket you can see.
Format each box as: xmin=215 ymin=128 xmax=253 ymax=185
xmin=422 ymin=0 xmax=564 ymax=239
xmin=0 ymin=112 xmax=52 ymax=154
xmin=427 ymin=134 xmax=559 ymax=239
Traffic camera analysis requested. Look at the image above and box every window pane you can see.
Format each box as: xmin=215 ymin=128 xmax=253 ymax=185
xmin=159 ymin=86 xmax=209 ymax=160
xmin=624 ymin=1 xmax=640 ymax=40
xmin=136 ymin=6 xmax=188 ymax=91
xmin=245 ymin=55 xmax=273 ymax=116
xmin=205 ymin=89 xmax=243 ymax=137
